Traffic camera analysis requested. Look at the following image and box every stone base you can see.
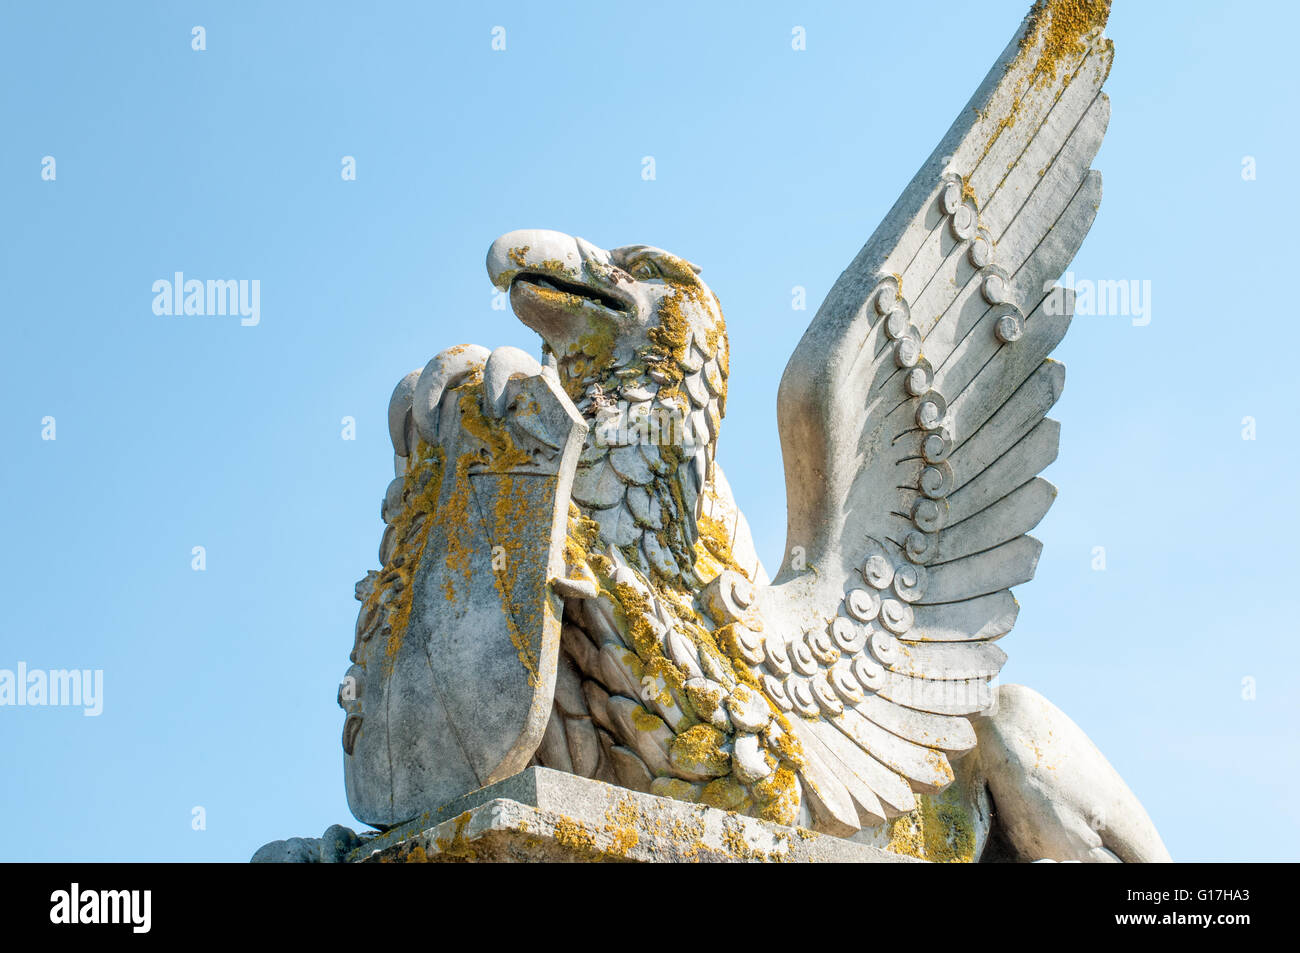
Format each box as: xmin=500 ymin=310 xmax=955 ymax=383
xmin=348 ymin=767 xmax=918 ymax=863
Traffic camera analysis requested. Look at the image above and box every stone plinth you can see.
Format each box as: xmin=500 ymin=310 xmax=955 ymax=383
xmin=349 ymin=767 xmax=917 ymax=863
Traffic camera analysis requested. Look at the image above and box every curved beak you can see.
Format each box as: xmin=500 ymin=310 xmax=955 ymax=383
xmin=485 ymin=229 xmax=633 ymax=349
xmin=487 ymin=228 xmax=584 ymax=290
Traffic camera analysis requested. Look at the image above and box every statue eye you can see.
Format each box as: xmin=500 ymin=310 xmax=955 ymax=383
xmin=629 ymin=259 xmax=660 ymax=280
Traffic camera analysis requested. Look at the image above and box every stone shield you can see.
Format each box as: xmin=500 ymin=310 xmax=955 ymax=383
xmin=343 ymin=372 xmax=587 ymax=828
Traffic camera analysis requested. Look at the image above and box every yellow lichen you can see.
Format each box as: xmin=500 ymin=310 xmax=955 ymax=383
xmin=669 ymin=724 xmax=730 ymax=775
xmin=1020 ymin=0 xmax=1111 ymax=83
xmin=885 ymin=784 xmax=978 ymax=863
xmin=362 ymin=437 xmax=445 ymax=675
xmin=977 ymin=0 xmax=1111 ymax=175
xmin=694 ymin=509 xmax=736 ymax=578
xmin=700 ymin=777 xmax=748 ymax=811
xmin=374 ymin=380 xmax=549 ymax=686
xmin=645 ymin=289 xmax=692 ymax=385
xmin=553 ymin=816 xmax=599 ymax=852
xmin=653 ymin=778 xmax=703 ymax=803
xmin=432 ymin=812 xmax=477 ymax=861
xmin=602 ymin=798 xmax=642 ymax=857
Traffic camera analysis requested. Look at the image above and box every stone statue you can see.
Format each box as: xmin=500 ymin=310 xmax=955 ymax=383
xmin=265 ymin=0 xmax=1169 ymax=863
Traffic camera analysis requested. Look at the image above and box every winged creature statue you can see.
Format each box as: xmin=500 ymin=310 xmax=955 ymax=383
xmin=336 ymin=0 xmax=1170 ymax=862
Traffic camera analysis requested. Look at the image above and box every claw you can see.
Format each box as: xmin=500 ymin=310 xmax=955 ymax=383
xmin=482 ymin=346 xmax=543 ymax=418
xmin=387 ymin=369 xmax=422 ymax=457
xmin=411 ymin=344 xmax=491 ymax=444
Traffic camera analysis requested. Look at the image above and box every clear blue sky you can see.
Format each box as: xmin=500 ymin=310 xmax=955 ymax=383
xmin=2 ymin=1 xmax=1295 ymax=862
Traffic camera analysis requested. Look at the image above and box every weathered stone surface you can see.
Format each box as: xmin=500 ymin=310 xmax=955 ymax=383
xmin=311 ymin=0 xmax=1169 ymax=865
xmin=350 ymin=768 xmax=918 ymax=863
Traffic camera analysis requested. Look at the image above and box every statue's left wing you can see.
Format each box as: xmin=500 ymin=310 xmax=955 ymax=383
xmin=763 ymin=0 xmax=1113 ymax=834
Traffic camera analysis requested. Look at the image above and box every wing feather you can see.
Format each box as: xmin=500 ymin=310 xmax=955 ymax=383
xmin=887 ymin=640 xmax=1009 ymax=682
xmin=855 ymin=692 xmax=977 ymax=753
xmin=799 ymin=720 xmax=890 ymax=825
xmin=948 ymin=420 xmax=1059 ymax=513
xmin=831 ymin=708 xmax=954 ymax=794
xmin=807 ymin=717 xmax=918 ymax=815
xmin=910 ymin=591 xmax=1019 ymax=643
xmin=947 ymin=363 xmax=1064 ymax=487
xmin=922 ymin=536 xmax=1043 ymax=603
xmin=878 ymin=672 xmax=993 ymax=717
xmin=786 ymin=719 xmax=861 ymax=836
xmin=937 ymin=477 xmax=1057 ymax=562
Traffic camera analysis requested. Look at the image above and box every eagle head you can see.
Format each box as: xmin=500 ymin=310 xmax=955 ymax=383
xmin=486 ymin=228 xmax=727 ymax=407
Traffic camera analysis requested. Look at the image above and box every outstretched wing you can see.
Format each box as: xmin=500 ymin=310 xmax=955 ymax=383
xmin=764 ymin=0 xmax=1114 ymax=834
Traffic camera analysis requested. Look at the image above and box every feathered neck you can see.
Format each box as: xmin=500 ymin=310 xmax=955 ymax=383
xmin=564 ymin=366 xmax=719 ymax=592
